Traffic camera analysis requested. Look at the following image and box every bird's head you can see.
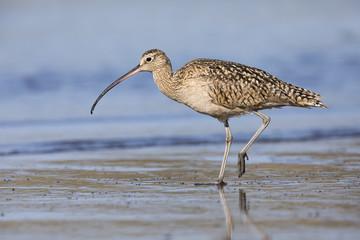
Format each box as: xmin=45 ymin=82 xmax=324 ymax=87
xmin=139 ymin=49 xmax=171 ymax=72
xmin=90 ymin=49 xmax=170 ymax=114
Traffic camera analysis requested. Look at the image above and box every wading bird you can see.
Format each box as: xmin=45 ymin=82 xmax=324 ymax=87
xmin=91 ymin=49 xmax=326 ymax=185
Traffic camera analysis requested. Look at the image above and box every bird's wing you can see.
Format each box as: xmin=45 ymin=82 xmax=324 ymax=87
xmin=202 ymin=61 xmax=326 ymax=109
xmin=198 ymin=61 xmax=294 ymax=110
xmin=179 ymin=59 xmax=325 ymax=110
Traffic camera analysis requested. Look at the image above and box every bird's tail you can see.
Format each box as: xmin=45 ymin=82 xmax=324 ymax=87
xmin=294 ymin=88 xmax=327 ymax=108
xmin=283 ymin=82 xmax=327 ymax=108
xmin=305 ymin=95 xmax=327 ymax=108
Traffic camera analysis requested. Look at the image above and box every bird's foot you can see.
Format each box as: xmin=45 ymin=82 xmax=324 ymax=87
xmin=194 ymin=179 xmax=227 ymax=186
xmin=237 ymin=152 xmax=249 ymax=178
xmin=216 ymin=179 xmax=227 ymax=187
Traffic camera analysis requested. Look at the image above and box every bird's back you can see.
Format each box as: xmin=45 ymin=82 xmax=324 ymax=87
xmin=175 ymin=58 xmax=326 ymax=112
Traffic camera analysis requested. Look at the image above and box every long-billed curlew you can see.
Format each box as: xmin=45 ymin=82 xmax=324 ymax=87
xmin=91 ymin=49 xmax=326 ymax=185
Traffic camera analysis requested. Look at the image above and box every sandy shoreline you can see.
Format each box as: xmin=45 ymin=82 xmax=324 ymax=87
xmin=0 ymin=137 xmax=359 ymax=240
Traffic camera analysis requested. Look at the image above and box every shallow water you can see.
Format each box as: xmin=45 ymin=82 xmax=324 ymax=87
xmin=1 ymin=1 xmax=360 ymax=239
xmin=1 ymin=138 xmax=360 ymax=240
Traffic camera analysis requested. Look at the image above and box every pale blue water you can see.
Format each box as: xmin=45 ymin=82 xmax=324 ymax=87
xmin=0 ymin=0 xmax=360 ymax=155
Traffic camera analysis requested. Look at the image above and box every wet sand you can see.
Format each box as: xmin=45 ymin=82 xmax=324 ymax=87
xmin=1 ymin=137 xmax=359 ymax=240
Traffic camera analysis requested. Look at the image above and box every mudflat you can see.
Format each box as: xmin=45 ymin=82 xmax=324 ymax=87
xmin=1 ymin=137 xmax=359 ymax=240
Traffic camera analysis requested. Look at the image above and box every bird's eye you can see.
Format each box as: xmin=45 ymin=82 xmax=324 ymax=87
xmin=146 ymin=57 xmax=152 ymax=62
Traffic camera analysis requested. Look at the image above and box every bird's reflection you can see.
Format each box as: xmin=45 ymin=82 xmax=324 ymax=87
xmin=219 ymin=186 xmax=233 ymax=239
xmin=218 ymin=186 xmax=270 ymax=240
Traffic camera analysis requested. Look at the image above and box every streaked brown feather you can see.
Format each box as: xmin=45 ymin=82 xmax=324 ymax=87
xmin=176 ymin=58 xmax=326 ymax=111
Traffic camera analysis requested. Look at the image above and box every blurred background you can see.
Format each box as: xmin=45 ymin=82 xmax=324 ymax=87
xmin=0 ymin=0 xmax=359 ymax=155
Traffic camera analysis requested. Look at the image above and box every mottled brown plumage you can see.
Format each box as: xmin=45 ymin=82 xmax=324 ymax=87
xmin=91 ymin=49 xmax=326 ymax=185
xmin=172 ymin=58 xmax=325 ymax=121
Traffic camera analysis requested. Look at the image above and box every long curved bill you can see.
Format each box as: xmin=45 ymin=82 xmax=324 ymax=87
xmin=91 ymin=64 xmax=142 ymax=114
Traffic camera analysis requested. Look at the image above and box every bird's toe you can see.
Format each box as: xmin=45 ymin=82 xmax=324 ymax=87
xmin=238 ymin=152 xmax=248 ymax=177
xmin=216 ymin=179 xmax=227 ymax=186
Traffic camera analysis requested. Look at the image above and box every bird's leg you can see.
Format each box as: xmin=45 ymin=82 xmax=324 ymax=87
xmin=237 ymin=112 xmax=270 ymax=177
xmin=217 ymin=120 xmax=232 ymax=185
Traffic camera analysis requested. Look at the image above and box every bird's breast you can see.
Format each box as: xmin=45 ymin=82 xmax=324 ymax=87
xmin=177 ymin=79 xmax=248 ymax=121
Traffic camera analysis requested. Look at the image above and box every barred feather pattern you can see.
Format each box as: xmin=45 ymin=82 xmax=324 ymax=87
xmin=178 ymin=59 xmax=326 ymax=111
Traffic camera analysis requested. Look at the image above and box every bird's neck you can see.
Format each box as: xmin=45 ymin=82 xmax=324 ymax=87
xmin=152 ymin=64 xmax=180 ymax=101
